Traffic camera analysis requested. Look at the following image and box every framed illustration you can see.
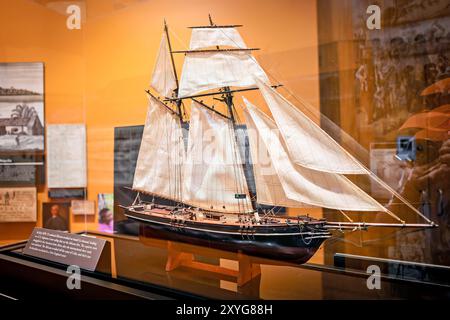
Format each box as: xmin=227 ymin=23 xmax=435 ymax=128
xmin=0 ymin=187 xmax=37 ymax=222
xmin=0 ymin=62 xmax=44 ymax=152
xmin=42 ymin=202 xmax=70 ymax=231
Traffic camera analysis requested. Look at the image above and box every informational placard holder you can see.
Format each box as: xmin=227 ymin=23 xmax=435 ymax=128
xmin=47 ymin=124 xmax=87 ymax=189
xmin=23 ymin=228 xmax=111 ymax=273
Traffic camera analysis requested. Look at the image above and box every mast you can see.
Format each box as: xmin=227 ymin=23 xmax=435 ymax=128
xmin=204 ymin=13 xmax=256 ymax=212
xmin=222 ymin=86 xmax=257 ymax=212
xmin=164 ymin=19 xmax=184 ymax=205
xmin=203 ymin=14 xmax=258 ymax=212
xmin=164 ymin=19 xmax=184 ymax=123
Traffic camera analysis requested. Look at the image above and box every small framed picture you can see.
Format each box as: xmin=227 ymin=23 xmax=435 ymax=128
xmin=42 ymin=202 xmax=70 ymax=231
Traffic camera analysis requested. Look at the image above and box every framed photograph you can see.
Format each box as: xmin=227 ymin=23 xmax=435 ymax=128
xmin=0 ymin=62 xmax=44 ymax=152
xmin=98 ymin=193 xmax=113 ymax=233
xmin=42 ymin=202 xmax=70 ymax=231
xmin=0 ymin=187 xmax=37 ymax=222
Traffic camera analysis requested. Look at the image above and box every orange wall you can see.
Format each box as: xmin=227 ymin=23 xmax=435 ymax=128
xmin=0 ymin=0 xmax=85 ymax=240
xmin=0 ymin=0 xmax=321 ymax=240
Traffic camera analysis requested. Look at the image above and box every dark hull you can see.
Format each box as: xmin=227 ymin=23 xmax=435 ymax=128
xmin=125 ymin=209 xmax=330 ymax=264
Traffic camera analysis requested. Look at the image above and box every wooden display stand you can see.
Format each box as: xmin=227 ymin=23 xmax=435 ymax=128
xmin=139 ymin=224 xmax=261 ymax=289
xmin=165 ymin=241 xmax=261 ymax=287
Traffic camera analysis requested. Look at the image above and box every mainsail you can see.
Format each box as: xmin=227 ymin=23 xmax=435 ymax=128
xmin=243 ymin=98 xmax=387 ymax=212
xmin=150 ymin=32 xmax=177 ymax=97
xmin=133 ymin=95 xmax=184 ymax=201
xmin=255 ymin=78 xmax=366 ymax=174
xmin=182 ymin=101 xmax=253 ymax=213
xmin=178 ymin=27 xmax=268 ymax=98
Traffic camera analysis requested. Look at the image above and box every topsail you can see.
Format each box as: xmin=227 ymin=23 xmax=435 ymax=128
xmin=190 ymin=27 xmax=247 ymax=50
xmin=178 ymin=27 xmax=268 ymax=98
xmin=151 ymin=32 xmax=177 ymax=97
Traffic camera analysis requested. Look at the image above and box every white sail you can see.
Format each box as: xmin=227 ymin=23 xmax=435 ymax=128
xmin=190 ymin=28 xmax=247 ymax=50
xmin=244 ymin=98 xmax=314 ymax=208
xmin=178 ymin=51 xmax=268 ymax=98
xmin=150 ymin=32 xmax=177 ymax=97
xmin=182 ymin=101 xmax=253 ymax=213
xmin=243 ymin=99 xmax=387 ymax=212
xmin=256 ymin=78 xmax=366 ymax=174
xmin=133 ymin=95 xmax=184 ymax=201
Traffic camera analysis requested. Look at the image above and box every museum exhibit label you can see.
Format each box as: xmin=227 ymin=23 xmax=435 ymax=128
xmin=23 ymin=228 xmax=107 ymax=271
xmin=47 ymin=124 xmax=87 ymax=189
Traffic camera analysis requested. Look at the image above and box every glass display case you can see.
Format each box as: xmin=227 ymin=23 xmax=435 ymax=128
xmin=1 ymin=230 xmax=449 ymax=300
xmin=0 ymin=0 xmax=449 ymax=300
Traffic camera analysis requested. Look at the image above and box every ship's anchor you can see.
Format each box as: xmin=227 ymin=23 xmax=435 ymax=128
xmin=298 ymin=223 xmax=313 ymax=245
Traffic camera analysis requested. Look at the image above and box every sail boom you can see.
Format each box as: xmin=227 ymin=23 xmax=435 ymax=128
xmin=189 ymin=25 xmax=243 ymax=29
xmin=145 ymin=90 xmax=179 ymax=116
xmin=191 ymin=98 xmax=230 ymax=120
xmin=133 ymin=187 xmax=250 ymax=214
xmin=165 ymin=84 xmax=283 ymax=102
xmin=324 ymin=222 xmax=437 ymax=229
xmin=132 ymin=188 xmax=181 ymax=204
xmin=173 ymin=48 xmax=259 ymax=54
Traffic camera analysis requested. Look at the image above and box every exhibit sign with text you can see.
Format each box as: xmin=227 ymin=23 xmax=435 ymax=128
xmin=0 ymin=187 xmax=36 ymax=222
xmin=23 ymin=228 xmax=107 ymax=271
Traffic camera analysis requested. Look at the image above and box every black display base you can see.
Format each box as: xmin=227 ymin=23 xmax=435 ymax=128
xmin=2 ymin=233 xmax=450 ymax=300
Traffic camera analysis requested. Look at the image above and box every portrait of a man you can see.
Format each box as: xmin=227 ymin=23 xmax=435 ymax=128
xmin=43 ymin=203 xmax=70 ymax=231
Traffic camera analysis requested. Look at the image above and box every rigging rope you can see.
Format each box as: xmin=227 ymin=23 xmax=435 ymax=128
xmin=211 ymin=26 xmax=430 ymax=225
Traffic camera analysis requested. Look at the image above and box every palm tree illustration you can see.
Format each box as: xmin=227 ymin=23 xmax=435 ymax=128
xmin=10 ymin=104 xmax=37 ymax=143
xmin=11 ymin=104 xmax=37 ymax=120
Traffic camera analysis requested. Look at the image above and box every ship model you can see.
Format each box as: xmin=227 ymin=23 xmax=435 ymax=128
xmin=122 ymin=16 xmax=437 ymax=264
